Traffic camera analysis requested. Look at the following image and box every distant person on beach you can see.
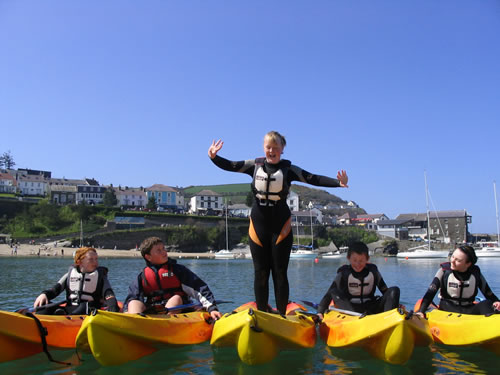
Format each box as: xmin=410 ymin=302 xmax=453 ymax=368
xmin=316 ymin=241 xmax=400 ymax=318
xmin=33 ymin=247 xmax=120 ymax=315
xmin=124 ymin=236 xmax=222 ymax=320
xmin=208 ymin=130 xmax=348 ymax=315
xmin=416 ymin=245 xmax=500 ymax=316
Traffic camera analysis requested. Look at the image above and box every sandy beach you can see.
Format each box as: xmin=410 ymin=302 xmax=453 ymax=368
xmin=0 ymin=243 xmax=216 ymax=259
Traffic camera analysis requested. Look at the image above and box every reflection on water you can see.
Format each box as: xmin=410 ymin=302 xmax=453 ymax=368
xmin=1 ymin=257 xmax=500 ymax=374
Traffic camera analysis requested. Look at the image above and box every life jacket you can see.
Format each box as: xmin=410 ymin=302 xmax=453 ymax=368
xmin=439 ymin=262 xmax=480 ymax=306
xmin=339 ymin=264 xmax=378 ymax=304
xmin=141 ymin=263 xmax=187 ymax=306
xmin=251 ymin=158 xmax=291 ymax=204
xmin=65 ymin=265 xmax=106 ymax=307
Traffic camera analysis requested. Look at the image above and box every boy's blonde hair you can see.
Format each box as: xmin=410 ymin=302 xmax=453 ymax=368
xmin=264 ymin=131 xmax=286 ymax=148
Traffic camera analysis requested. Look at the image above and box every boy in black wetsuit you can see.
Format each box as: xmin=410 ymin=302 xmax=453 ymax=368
xmin=317 ymin=241 xmax=400 ymax=318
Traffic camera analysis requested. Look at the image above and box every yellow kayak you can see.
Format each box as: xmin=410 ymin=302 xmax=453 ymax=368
xmin=320 ymin=308 xmax=432 ymax=365
xmin=426 ymin=309 xmax=500 ymax=354
xmin=210 ymin=302 xmax=317 ymax=365
xmin=76 ymin=309 xmax=213 ymax=366
xmin=0 ymin=310 xmax=85 ymax=363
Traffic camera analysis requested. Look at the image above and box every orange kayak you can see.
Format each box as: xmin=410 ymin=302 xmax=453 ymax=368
xmin=0 ymin=310 xmax=85 ymax=363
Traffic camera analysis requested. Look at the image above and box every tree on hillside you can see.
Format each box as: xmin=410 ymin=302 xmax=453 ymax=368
xmin=103 ymin=188 xmax=118 ymax=207
xmin=0 ymin=150 xmax=16 ymax=169
xmin=146 ymin=196 xmax=157 ymax=210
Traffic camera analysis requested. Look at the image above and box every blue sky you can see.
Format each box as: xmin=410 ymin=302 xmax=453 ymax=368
xmin=1 ymin=1 xmax=499 ymax=234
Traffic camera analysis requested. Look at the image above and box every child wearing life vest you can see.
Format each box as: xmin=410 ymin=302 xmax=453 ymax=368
xmin=33 ymin=247 xmax=119 ymax=314
xmin=416 ymin=245 xmax=500 ymax=316
xmin=124 ymin=236 xmax=222 ymax=320
xmin=316 ymin=241 xmax=400 ymax=318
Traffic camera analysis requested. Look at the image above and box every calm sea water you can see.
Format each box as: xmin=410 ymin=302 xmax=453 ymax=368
xmin=1 ymin=255 xmax=499 ymax=374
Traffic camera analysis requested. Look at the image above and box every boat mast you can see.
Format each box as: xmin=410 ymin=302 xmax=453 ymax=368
xmin=80 ymin=219 xmax=83 ymax=248
xmin=424 ymin=171 xmax=431 ymax=251
xmin=225 ymin=199 xmax=229 ymax=250
xmin=494 ymin=181 xmax=500 ymax=245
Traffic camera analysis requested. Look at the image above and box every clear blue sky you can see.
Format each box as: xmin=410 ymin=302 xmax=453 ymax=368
xmin=1 ymin=1 xmax=499 ymax=234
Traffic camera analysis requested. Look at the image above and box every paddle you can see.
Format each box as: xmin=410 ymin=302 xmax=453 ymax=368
xmin=164 ymin=299 xmax=233 ymax=313
xmin=15 ymin=300 xmax=66 ymax=314
xmin=300 ymin=300 xmax=363 ymax=317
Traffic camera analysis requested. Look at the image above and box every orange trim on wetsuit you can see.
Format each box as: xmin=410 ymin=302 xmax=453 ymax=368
xmin=249 ymin=218 xmax=264 ymax=247
xmin=276 ymin=217 xmax=292 ymax=245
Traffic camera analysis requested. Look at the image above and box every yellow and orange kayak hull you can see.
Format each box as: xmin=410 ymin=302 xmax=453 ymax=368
xmin=0 ymin=310 xmax=85 ymax=363
xmin=320 ymin=308 xmax=432 ymax=365
xmin=210 ymin=302 xmax=317 ymax=365
xmin=426 ymin=309 xmax=500 ymax=354
xmin=75 ymin=309 xmax=213 ymax=366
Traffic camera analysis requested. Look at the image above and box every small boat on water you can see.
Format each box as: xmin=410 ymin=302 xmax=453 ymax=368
xmin=290 ymin=249 xmax=318 ymax=259
xmin=475 ymin=242 xmax=500 ymax=258
xmin=214 ymin=249 xmax=236 ymax=259
xmin=210 ymin=302 xmax=316 ymax=365
xmin=320 ymin=251 xmax=343 ymax=259
xmin=397 ymin=246 xmax=450 ymax=259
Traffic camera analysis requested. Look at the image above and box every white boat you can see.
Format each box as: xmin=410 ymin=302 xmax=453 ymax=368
xmin=214 ymin=249 xmax=236 ymax=259
xmin=397 ymin=245 xmax=450 ymax=259
xmin=321 ymin=251 xmax=343 ymax=259
xmin=290 ymin=249 xmax=318 ymax=259
xmin=476 ymin=182 xmax=500 ymax=258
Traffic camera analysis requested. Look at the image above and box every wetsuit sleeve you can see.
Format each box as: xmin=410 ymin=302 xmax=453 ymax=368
xmin=210 ymin=155 xmax=255 ymax=177
xmin=418 ymin=268 xmax=443 ymax=313
xmin=123 ymin=274 xmax=144 ymax=312
xmin=99 ymin=270 xmax=120 ymax=312
xmin=374 ymin=267 xmax=389 ymax=295
xmin=289 ymin=165 xmax=341 ymax=187
xmin=174 ymin=264 xmax=219 ymax=313
xmin=477 ymin=271 xmax=500 ymax=302
xmin=41 ymin=273 xmax=68 ymax=301
xmin=317 ymin=272 xmax=344 ymax=314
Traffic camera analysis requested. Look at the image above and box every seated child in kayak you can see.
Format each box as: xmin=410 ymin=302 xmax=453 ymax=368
xmin=33 ymin=247 xmax=120 ymax=314
xmin=317 ymin=241 xmax=400 ymax=318
xmin=124 ymin=236 xmax=222 ymax=320
xmin=416 ymin=244 xmax=500 ymax=316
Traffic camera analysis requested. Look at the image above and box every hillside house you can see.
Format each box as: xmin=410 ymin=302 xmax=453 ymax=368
xmin=189 ymin=189 xmax=223 ymax=215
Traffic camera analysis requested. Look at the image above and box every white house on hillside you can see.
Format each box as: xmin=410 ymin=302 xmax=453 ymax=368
xmin=287 ymin=190 xmax=299 ymax=211
xmin=0 ymin=172 xmax=16 ymax=193
xmin=114 ymin=187 xmax=147 ymax=208
xmin=189 ymin=189 xmax=223 ymax=215
xmin=18 ymin=175 xmax=48 ymax=196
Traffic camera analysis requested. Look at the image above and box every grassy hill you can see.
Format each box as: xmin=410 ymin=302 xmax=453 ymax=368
xmin=181 ymin=182 xmax=363 ymax=212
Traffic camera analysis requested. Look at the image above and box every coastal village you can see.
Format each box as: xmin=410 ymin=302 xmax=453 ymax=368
xmin=0 ymin=166 xmax=485 ymax=247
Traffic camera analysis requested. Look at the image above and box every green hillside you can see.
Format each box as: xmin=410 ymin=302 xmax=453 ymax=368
xmin=181 ymin=183 xmax=362 ymax=212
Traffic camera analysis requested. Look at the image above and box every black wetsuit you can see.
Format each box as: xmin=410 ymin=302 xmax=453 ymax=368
xmin=317 ymin=263 xmax=400 ymax=315
xmin=37 ymin=266 xmax=119 ymax=315
xmin=211 ymin=155 xmax=342 ymax=314
xmin=418 ymin=262 xmax=499 ymax=315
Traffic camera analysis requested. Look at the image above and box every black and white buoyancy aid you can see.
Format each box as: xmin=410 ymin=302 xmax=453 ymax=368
xmin=251 ymin=158 xmax=290 ymax=204
xmin=339 ymin=264 xmax=378 ymax=304
xmin=439 ymin=262 xmax=480 ymax=306
xmin=66 ymin=265 xmax=104 ymax=306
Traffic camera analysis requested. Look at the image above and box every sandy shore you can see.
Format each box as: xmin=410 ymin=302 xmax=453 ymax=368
xmin=0 ymin=244 xmax=216 ymax=259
